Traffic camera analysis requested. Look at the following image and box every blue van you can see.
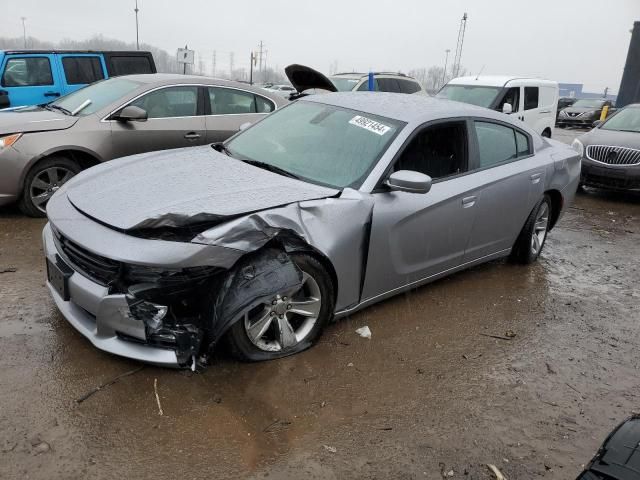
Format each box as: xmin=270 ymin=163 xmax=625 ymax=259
xmin=0 ymin=50 xmax=156 ymax=109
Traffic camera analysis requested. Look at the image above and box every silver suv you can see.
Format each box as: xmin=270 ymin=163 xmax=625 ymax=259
xmin=329 ymin=72 xmax=424 ymax=94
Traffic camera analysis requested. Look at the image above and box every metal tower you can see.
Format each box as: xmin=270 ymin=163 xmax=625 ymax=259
xmin=452 ymin=13 xmax=468 ymax=78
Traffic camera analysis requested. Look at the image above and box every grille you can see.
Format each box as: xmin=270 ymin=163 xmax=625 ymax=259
xmin=586 ymin=145 xmax=640 ymax=166
xmin=567 ymin=112 xmax=581 ymax=117
xmin=52 ymin=228 xmax=121 ymax=286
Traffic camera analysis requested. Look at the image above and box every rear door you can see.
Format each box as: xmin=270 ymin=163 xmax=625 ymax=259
xmin=58 ymin=53 xmax=106 ymax=96
xmin=463 ymin=120 xmax=545 ymax=261
xmin=0 ymin=53 xmax=62 ymax=107
xmin=110 ymin=84 xmax=206 ymax=159
xmin=204 ymin=86 xmax=276 ymax=143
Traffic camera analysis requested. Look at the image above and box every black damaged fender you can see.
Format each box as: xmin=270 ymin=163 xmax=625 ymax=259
xmin=205 ymin=248 xmax=303 ymax=348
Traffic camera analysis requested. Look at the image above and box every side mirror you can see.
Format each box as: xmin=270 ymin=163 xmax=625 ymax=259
xmin=239 ymin=122 xmax=252 ymax=131
xmin=502 ymin=103 xmax=513 ymax=114
xmin=386 ymin=170 xmax=432 ymax=194
xmin=592 ymin=120 xmax=603 ymax=128
xmin=116 ymin=105 xmax=148 ymax=122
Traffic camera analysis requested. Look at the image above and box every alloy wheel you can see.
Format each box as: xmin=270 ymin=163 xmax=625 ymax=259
xmin=243 ymin=271 xmax=322 ymax=352
xmin=531 ymin=202 xmax=549 ymax=255
xmin=30 ymin=167 xmax=75 ymax=214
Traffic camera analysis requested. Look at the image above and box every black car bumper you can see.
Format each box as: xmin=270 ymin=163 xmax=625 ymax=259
xmin=581 ymin=161 xmax=640 ymax=190
xmin=557 ymin=117 xmax=596 ymax=128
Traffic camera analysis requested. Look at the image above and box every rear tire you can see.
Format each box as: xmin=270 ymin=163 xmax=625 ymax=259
xmin=226 ymin=253 xmax=334 ymax=362
xmin=510 ymin=195 xmax=552 ymax=264
xmin=18 ymin=156 xmax=80 ymax=217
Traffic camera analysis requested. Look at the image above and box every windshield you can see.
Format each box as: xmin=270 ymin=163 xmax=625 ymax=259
xmin=436 ymin=85 xmax=502 ymax=108
xmin=51 ymin=77 xmax=142 ymax=116
xmin=330 ymin=77 xmax=360 ymax=92
xmin=226 ymin=101 xmax=404 ymax=189
xmin=601 ymin=107 xmax=640 ymax=133
xmin=573 ymin=99 xmax=606 ymax=108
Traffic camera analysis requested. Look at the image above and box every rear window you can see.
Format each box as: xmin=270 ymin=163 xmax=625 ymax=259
xmin=377 ymin=78 xmax=401 ymax=93
xmin=62 ymin=56 xmax=104 ymax=85
xmin=397 ymin=79 xmax=421 ymax=94
xmin=108 ymin=56 xmax=153 ymax=76
xmin=2 ymin=57 xmax=53 ymax=87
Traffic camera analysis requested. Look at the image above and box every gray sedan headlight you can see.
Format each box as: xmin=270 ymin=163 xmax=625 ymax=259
xmin=0 ymin=133 xmax=22 ymax=150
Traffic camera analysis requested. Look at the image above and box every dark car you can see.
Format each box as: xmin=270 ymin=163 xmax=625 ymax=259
xmin=573 ymin=103 xmax=640 ymax=191
xmin=557 ymin=98 xmax=615 ymax=128
xmin=556 ymin=97 xmax=577 ymax=121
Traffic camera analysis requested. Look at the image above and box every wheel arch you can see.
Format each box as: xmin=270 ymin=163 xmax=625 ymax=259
xmin=545 ymin=189 xmax=563 ymax=230
xmin=19 ymin=147 xmax=103 ymax=194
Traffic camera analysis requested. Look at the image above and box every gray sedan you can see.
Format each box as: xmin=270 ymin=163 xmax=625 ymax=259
xmin=43 ymin=93 xmax=580 ymax=367
xmin=0 ymin=74 xmax=287 ymax=216
xmin=574 ymin=103 xmax=640 ymax=191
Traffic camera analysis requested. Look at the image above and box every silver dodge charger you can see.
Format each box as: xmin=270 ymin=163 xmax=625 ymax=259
xmin=43 ymin=92 xmax=581 ymax=367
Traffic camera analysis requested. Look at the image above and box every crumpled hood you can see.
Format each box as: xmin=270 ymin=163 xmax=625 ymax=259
xmin=64 ymin=146 xmax=339 ymax=231
xmin=0 ymin=106 xmax=79 ymax=134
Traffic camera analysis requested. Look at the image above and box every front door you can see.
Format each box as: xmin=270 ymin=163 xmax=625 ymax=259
xmin=110 ymin=85 xmax=206 ymax=159
xmin=0 ymin=54 xmax=62 ymax=107
xmin=361 ymin=120 xmax=480 ymax=301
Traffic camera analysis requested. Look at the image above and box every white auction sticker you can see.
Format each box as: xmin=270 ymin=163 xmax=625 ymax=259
xmin=349 ymin=115 xmax=391 ymax=136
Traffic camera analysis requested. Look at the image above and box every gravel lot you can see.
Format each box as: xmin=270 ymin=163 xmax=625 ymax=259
xmin=1 ymin=127 xmax=639 ymax=479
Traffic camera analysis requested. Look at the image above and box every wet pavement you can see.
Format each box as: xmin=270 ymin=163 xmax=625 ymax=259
xmin=1 ymin=128 xmax=639 ymax=479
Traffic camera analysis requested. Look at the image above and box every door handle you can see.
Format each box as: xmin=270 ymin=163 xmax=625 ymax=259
xmin=462 ymin=196 xmax=477 ymax=208
xmin=184 ymin=132 xmax=201 ymax=140
xmin=44 ymin=91 xmax=60 ymax=97
xmin=530 ymin=173 xmax=542 ymax=184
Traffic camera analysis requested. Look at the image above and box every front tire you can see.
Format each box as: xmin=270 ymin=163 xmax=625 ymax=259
xmin=18 ymin=156 xmax=80 ymax=217
xmin=226 ymin=253 xmax=334 ymax=362
xmin=510 ymin=195 xmax=552 ymax=264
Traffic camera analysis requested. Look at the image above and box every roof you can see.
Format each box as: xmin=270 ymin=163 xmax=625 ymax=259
xmin=0 ymin=49 xmax=151 ymax=55
xmin=447 ymin=75 xmax=558 ymax=87
xmin=304 ymin=91 xmax=506 ymax=124
xmin=331 ymin=72 xmax=412 ymax=79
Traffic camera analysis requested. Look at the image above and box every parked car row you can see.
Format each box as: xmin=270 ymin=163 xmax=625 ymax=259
xmin=557 ymin=98 xmax=616 ymax=129
xmin=0 ymin=74 xmax=287 ymax=215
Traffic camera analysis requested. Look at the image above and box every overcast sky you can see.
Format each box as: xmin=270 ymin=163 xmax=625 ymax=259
xmin=1 ymin=0 xmax=638 ymax=92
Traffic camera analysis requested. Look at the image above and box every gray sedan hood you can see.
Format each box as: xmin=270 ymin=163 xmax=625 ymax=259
xmin=581 ymin=128 xmax=640 ymax=149
xmin=0 ymin=106 xmax=78 ymax=135
xmin=64 ymin=146 xmax=339 ymax=231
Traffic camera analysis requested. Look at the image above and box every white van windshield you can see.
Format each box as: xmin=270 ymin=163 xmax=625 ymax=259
xmin=437 ymin=85 xmax=502 ymax=108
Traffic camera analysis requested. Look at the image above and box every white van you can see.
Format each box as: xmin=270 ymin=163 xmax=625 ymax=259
xmin=437 ymin=76 xmax=559 ymax=137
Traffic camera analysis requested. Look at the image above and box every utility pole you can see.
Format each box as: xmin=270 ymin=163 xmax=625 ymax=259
xmin=257 ymin=41 xmax=264 ymax=82
xmin=442 ymin=49 xmax=450 ymax=86
xmin=229 ymin=52 xmax=234 ymax=78
xmin=452 ymin=12 xmax=468 ymax=78
xmin=212 ymin=50 xmax=216 ymax=77
xmin=21 ymin=17 xmax=27 ymax=48
xmin=134 ymin=0 xmax=140 ymax=50
xmin=249 ymin=51 xmax=257 ymax=85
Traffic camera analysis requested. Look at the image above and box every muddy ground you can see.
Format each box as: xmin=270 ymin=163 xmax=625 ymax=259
xmin=1 ymin=128 xmax=639 ymax=479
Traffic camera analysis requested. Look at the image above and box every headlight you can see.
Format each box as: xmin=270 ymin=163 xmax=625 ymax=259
xmin=559 ymin=110 xmax=567 ymax=117
xmin=580 ymin=111 xmax=595 ymax=118
xmin=0 ymin=133 xmax=22 ymax=150
xmin=571 ymin=139 xmax=584 ymax=157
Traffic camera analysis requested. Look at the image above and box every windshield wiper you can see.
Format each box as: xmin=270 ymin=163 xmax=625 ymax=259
xmin=241 ymin=159 xmax=301 ymax=180
xmin=211 ymin=142 xmax=232 ymax=156
xmin=45 ymin=104 xmax=72 ymax=116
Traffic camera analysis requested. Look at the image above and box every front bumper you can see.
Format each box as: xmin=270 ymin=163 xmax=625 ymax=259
xmin=0 ymin=145 xmax=28 ymax=206
xmin=43 ymin=223 xmax=180 ymax=366
xmin=581 ymin=161 xmax=640 ymax=190
xmin=557 ymin=116 xmax=596 ymax=128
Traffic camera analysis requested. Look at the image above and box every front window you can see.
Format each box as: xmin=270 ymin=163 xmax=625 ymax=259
xmin=601 ymin=107 xmax=640 ymax=133
xmin=330 ymin=77 xmax=360 ymax=92
xmin=572 ymin=99 xmax=606 ymax=108
xmin=2 ymin=57 xmax=53 ymax=87
xmin=437 ymin=85 xmax=502 ymax=108
xmin=226 ymin=101 xmax=404 ymax=189
xmin=51 ymin=77 xmax=142 ymax=116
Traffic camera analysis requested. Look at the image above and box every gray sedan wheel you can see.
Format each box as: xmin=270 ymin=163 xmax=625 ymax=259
xmin=510 ymin=195 xmax=552 ymax=264
xmin=19 ymin=157 xmax=80 ymax=217
xmin=227 ymin=253 xmax=334 ymax=361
